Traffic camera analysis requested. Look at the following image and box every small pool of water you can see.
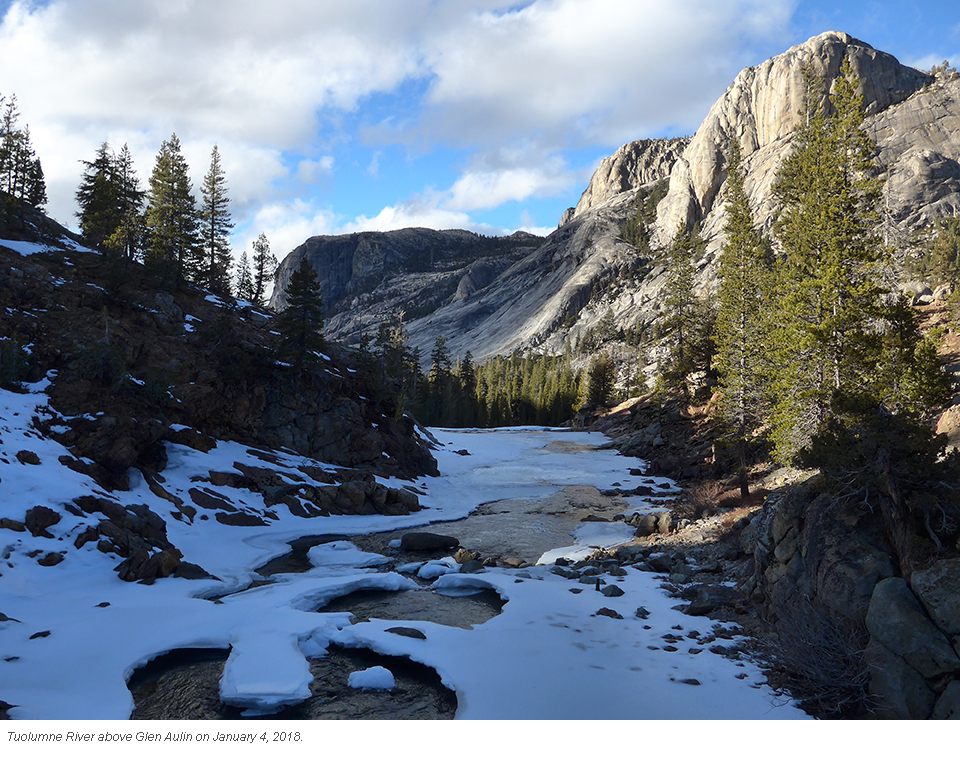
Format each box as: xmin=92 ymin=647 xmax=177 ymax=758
xmin=320 ymin=587 xmax=504 ymax=629
xmin=127 ymin=646 xmax=456 ymax=720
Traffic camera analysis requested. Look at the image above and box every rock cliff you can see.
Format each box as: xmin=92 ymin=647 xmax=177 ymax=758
xmin=564 ymin=137 xmax=689 ymax=224
xmin=273 ymin=32 xmax=960 ymax=367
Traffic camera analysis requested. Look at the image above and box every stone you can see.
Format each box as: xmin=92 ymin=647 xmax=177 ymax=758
xmin=932 ymin=680 xmax=960 ymax=720
xmin=215 ymin=511 xmax=267 ymax=527
xmin=453 ymin=548 xmax=480 ymax=564
xmin=596 ymin=608 xmax=623 ymax=620
xmin=399 ymin=532 xmax=459 ymax=552
xmin=37 ymin=552 xmax=64 ymax=567
xmin=865 ymin=639 xmax=935 ymax=719
xmin=15 ymin=450 xmax=39 ymax=465
xmin=1 ymin=518 xmax=27 ymax=533
xmin=460 ymin=560 xmax=485 ymax=574
xmin=866 ymin=577 xmax=960 ymax=680
xmin=24 ymin=506 xmax=61 ymax=538
xmin=601 ymin=584 xmax=625 ymax=598
xmin=911 ymin=558 xmax=960 ymax=640
xmin=385 ymin=626 xmax=427 ymax=640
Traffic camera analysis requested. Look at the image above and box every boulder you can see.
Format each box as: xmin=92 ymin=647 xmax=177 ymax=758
xmin=911 ymin=559 xmax=960 ymax=649
xmin=399 ymin=532 xmax=459 ymax=552
xmin=25 ymin=506 xmax=61 ymax=538
xmin=866 ymin=577 xmax=960 ymax=679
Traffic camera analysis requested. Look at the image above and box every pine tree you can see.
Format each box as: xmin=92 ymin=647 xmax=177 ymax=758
xmin=198 ymin=145 xmax=234 ymax=295
xmin=587 ymin=352 xmax=615 ymax=406
xmin=235 ymin=250 xmax=254 ymax=302
xmin=76 ymin=142 xmax=122 ymax=252
xmin=106 ymin=144 xmax=145 ymax=260
xmin=659 ymin=221 xmax=705 ymax=395
xmin=251 ymin=232 xmax=277 ymax=306
xmin=276 ymin=259 xmax=325 ymax=368
xmin=144 ymin=133 xmax=199 ymax=284
xmin=714 ymin=139 xmax=771 ymax=496
xmin=768 ymin=56 xmax=885 ymax=461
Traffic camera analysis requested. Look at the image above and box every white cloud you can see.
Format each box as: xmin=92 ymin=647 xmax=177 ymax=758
xmin=0 ymin=0 xmax=799 ymax=249
xmin=296 ymin=157 xmax=336 ymax=185
xmin=237 ymin=199 xmax=339 ymax=262
xmin=343 ymin=195 xmax=487 ymax=235
xmin=446 ymin=159 xmax=575 ymax=211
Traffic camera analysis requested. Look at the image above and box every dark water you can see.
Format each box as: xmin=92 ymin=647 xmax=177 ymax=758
xmin=129 ymin=646 xmax=456 ymax=720
xmin=320 ymin=587 xmax=504 ymax=628
xmin=255 ymin=535 xmax=347 ymax=576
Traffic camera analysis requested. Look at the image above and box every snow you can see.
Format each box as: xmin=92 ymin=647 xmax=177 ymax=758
xmin=0 ymin=385 xmax=808 ymax=722
xmin=347 ymin=666 xmax=395 ymax=691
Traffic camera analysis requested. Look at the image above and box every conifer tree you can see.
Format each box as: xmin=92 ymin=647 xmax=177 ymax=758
xmin=76 ymin=142 xmax=122 ymax=252
xmin=659 ymin=222 xmax=706 ymax=395
xmin=235 ymin=250 xmax=254 ymax=302
xmin=251 ymin=232 xmax=277 ymax=306
xmin=198 ymin=145 xmax=234 ymax=295
xmin=107 ymin=144 xmax=145 ymax=260
xmin=587 ymin=352 xmax=615 ymax=406
xmin=768 ymin=56 xmax=885 ymax=461
xmin=714 ymin=139 xmax=770 ymax=496
xmin=276 ymin=259 xmax=325 ymax=368
xmin=144 ymin=133 xmax=199 ymax=284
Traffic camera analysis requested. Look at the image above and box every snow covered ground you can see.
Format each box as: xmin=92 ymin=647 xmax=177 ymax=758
xmin=0 ymin=380 xmax=806 ymax=724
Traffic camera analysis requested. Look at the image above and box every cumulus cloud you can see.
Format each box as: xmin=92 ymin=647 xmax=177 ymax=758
xmin=0 ymin=0 xmax=799 ymax=245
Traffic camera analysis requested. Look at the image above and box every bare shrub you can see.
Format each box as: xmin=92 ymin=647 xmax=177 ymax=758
xmin=750 ymin=594 xmax=874 ymax=718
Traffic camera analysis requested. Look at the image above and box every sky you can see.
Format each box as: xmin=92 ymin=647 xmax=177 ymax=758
xmin=1 ymin=0 xmax=959 ymax=262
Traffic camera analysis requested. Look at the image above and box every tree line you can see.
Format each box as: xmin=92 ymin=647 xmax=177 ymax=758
xmin=0 ymin=93 xmax=47 ymax=230
xmin=658 ymin=57 xmax=960 ymax=573
xmin=75 ymin=135 xmax=277 ymax=303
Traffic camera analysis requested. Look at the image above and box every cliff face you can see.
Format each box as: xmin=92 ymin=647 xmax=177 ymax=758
xmin=653 ymin=31 xmax=939 ymax=248
xmin=273 ymin=32 xmax=960 ymax=365
xmin=561 ymin=137 xmax=690 ymax=225
xmin=269 ymin=228 xmax=543 ymax=346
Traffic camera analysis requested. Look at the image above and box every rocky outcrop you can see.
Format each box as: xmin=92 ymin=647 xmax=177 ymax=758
xmin=269 ymin=228 xmax=542 ymax=343
xmin=743 ymin=480 xmax=960 ymax=718
xmin=270 ymin=33 xmax=960 ymax=370
xmin=570 ymin=138 xmax=689 ymax=220
xmin=653 ymin=31 xmax=935 ymax=248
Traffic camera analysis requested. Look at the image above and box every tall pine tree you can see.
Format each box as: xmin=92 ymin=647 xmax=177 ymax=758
xmin=714 ymin=139 xmax=771 ymax=496
xmin=251 ymin=232 xmax=277 ymax=306
xmin=276 ymin=259 xmax=325 ymax=368
xmin=198 ymin=145 xmax=234 ymax=295
xmin=768 ymin=56 xmax=885 ymax=461
xmin=144 ymin=133 xmax=199 ymax=284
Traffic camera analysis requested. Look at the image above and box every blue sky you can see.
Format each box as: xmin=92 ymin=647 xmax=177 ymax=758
xmin=1 ymin=0 xmax=958 ymax=261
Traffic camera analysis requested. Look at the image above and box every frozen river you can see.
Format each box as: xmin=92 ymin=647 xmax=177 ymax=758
xmin=0 ymin=406 xmax=806 ymax=720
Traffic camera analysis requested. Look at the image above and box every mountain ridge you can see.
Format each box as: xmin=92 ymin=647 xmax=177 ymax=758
xmin=271 ymin=31 xmax=960 ymax=369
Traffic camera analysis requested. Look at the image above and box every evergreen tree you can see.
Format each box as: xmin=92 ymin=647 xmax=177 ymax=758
xmin=658 ymin=221 xmax=707 ymax=395
xmin=768 ymin=56 xmax=885 ymax=461
xmin=251 ymin=232 xmax=277 ymax=306
xmin=144 ymin=133 xmax=199 ymax=284
xmin=198 ymin=145 xmax=234 ymax=294
xmin=276 ymin=259 xmax=325 ymax=368
xmin=714 ymin=139 xmax=771 ymax=497
xmin=0 ymin=98 xmax=45 ymax=229
xmin=587 ymin=352 xmax=616 ymax=406
xmin=76 ymin=142 xmax=123 ymax=252
xmin=235 ymin=250 xmax=254 ymax=302
xmin=106 ymin=144 xmax=145 ymax=260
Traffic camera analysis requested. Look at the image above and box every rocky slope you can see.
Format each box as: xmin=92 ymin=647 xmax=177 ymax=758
xmin=269 ymin=228 xmax=543 ymax=346
xmin=0 ymin=218 xmax=439 ymax=587
xmin=272 ymin=32 xmax=960 ymax=369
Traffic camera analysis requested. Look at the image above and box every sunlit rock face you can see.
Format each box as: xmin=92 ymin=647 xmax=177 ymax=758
xmin=272 ymin=32 xmax=960 ymax=364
